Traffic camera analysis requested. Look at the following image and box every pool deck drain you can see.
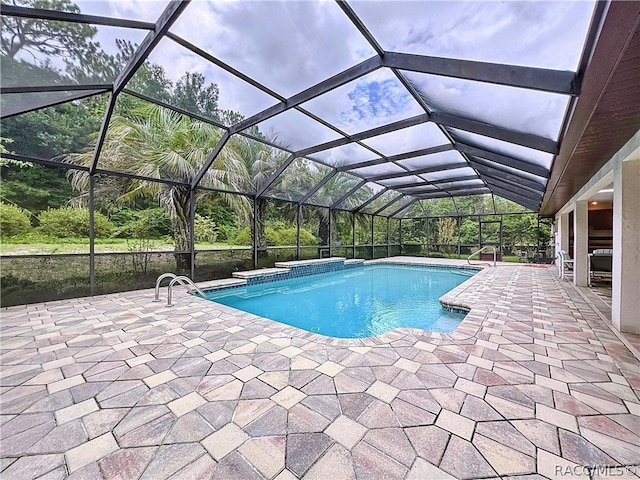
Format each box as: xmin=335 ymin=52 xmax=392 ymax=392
xmin=1 ymin=257 xmax=639 ymax=479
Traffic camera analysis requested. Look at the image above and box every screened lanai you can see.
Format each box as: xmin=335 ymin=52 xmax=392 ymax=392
xmin=0 ymin=0 xmax=603 ymax=306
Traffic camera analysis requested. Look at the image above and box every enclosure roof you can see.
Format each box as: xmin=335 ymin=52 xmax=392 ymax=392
xmin=1 ymin=0 xmax=613 ymax=217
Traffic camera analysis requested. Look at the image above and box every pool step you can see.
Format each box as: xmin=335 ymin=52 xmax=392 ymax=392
xmin=230 ymin=257 xmax=365 ymax=286
xmin=274 ymin=257 xmax=345 ymax=268
xmin=344 ymin=259 xmax=365 ymax=266
xmin=199 ymin=278 xmax=247 ymax=291
xmin=232 ymin=267 xmax=290 ymax=279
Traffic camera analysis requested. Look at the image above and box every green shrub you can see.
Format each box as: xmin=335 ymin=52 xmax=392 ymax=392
xmin=277 ymin=227 xmax=318 ymax=246
xmin=231 ymin=226 xmax=321 ymax=247
xmin=403 ymin=241 xmax=423 ymax=255
xmin=194 ymin=214 xmax=217 ymax=242
xmin=428 ymin=252 xmax=446 ymax=258
xmin=265 ymin=227 xmax=280 ymax=246
xmin=38 ymin=207 xmax=115 ymax=238
xmin=230 ymin=227 xmax=283 ymax=246
xmin=109 ymin=209 xmax=139 ymax=227
xmin=231 ymin=227 xmax=252 ymax=246
xmin=114 ymin=208 xmax=171 ymax=239
xmin=0 ymin=202 xmax=32 ymax=238
xmin=216 ymin=224 xmax=237 ymax=242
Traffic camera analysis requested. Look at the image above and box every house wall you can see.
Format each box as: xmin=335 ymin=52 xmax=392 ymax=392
xmin=555 ymin=129 xmax=640 ymax=334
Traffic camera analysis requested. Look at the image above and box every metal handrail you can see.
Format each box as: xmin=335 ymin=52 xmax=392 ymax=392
xmin=467 ymin=245 xmax=497 ymax=267
xmin=166 ymin=275 xmax=206 ymax=307
xmin=153 ymin=273 xmax=177 ymax=301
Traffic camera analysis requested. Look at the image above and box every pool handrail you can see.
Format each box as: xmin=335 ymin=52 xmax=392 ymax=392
xmin=153 ymin=272 xmax=177 ymax=301
xmin=467 ymin=245 xmax=497 ymax=267
xmin=165 ymin=275 xmax=206 ymax=307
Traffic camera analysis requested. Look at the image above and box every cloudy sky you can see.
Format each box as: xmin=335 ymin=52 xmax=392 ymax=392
xmin=13 ymin=0 xmax=596 ymax=185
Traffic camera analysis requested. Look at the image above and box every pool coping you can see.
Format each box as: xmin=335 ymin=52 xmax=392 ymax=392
xmin=192 ymin=257 xmax=491 ymax=347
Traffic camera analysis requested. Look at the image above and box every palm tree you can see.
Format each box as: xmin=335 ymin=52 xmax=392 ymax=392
xmin=66 ymin=103 xmax=250 ymax=272
xmin=228 ymin=134 xmax=291 ymax=252
xmin=294 ymin=168 xmax=372 ymax=247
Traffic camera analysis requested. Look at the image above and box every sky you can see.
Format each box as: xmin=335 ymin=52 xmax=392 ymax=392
xmin=8 ymin=0 xmax=596 ymax=189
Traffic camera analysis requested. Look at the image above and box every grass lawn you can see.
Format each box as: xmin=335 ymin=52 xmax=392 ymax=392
xmin=0 ymin=238 xmax=247 ymax=255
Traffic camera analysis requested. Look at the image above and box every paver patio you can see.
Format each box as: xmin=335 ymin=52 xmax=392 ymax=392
xmin=1 ymin=258 xmax=639 ymax=479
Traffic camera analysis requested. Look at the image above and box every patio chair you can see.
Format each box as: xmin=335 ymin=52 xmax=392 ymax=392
xmin=557 ymin=250 xmax=574 ymax=280
xmin=588 ymin=249 xmax=612 ymax=286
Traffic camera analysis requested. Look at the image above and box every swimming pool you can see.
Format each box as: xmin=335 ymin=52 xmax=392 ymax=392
xmin=205 ymin=264 xmax=474 ymax=338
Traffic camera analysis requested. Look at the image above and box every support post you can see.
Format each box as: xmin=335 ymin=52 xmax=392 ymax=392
xmin=612 ymin=159 xmax=640 ymax=333
xmin=457 ymin=216 xmax=462 ymax=259
xmin=89 ymin=175 xmax=95 ymax=295
xmin=189 ymin=189 xmax=196 ymax=280
xmin=386 ymin=217 xmax=390 ymax=258
xmin=352 ymin=213 xmax=356 ymax=259
xmin=573 ymin=200 xmax=589 ymax=286
xmin=253 ymin=199 xmax=258 ymax=270
xmin=370 ymin=215 xmax=374 ymax=259
xmin=328 ymin=210 xmax=333 ymax=258
xmin=557 ymin=212 xmax=570 ymax=257
xmin=296 ymin=205 xmax=301 ymax=261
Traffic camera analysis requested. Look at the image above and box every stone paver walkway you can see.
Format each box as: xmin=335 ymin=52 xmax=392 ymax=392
xmin=1 ymin=258 xmax=639 ymax=479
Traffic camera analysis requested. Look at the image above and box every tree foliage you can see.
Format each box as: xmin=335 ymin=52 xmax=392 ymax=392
xmin=65 ymin=103 xmax=248 ymax=269
xmin=0 ymin=0 xmax=552 ymax=260
xmin=1 ymin=0 xmax=97 ymax=61
xmin=437 ymin=217 xmax=457 ymax=252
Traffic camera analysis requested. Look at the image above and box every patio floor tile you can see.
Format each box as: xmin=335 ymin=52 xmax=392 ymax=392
xmin=138 ymin=443 xmax=208 ymax=480
xmin=2 ymin=261 xmax=639 ymax=478
xmin=435 ymin=408 xmax=476 ymax=441
xmin=536 ymin=403 xmax=579 ymax=433
xmin=474 ymin=434 xmax=536 ymax=476
xmin=405 ymin=425 xmax=450 ymax=466
xmin=163 ymin=411 xmax=214 ymax=443
xmin=270 ymin=386 xmax=306 ymax=409
xmin=202 ymin=423 xmax=248 ymax=460
xmin=65 ymin=432 xmax=119 ymax=473
xmin=366 ymin=380 xmax=399 ymax=403
xmin=439 ymin=435 xmax=497 ymax=479
xmin=325 ymin=415 xmax=367 ymax=449
xmin=315 ymin=361 xmax=344 ymax=377
xmin=98 ymin=446 xmax=157 ymax=480
xmin=167 ymin=391 xmax=206 ymax=417
xmin=233 ymin=399 xmax=276 ymax=427
xmin=304 ymin=443 xmax=356 ymax=480
xmin=285 ymin=432 xmax=332 ymax=477
xmin=238 ymin=436 xmax=285 ymax=478
xmin=406 ymin=457 xmax=456 ymax=480
xmin=352 ymin=440 xmax=408 ymax=479
xmin=363 ymin=427 xmax=415 ymax=467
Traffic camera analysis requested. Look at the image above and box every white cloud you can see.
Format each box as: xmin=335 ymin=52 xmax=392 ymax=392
xmin=406 ymin=72 xmax=569 ymax=140
xmin=362 ymin=122 xmax=451 ymax=156
xmin=169 ymin=0 xmax=376 ymax=98
xmin=76 ymin=0 xmax=170 ymax=22
xmin=350 ymin=0 xmax=596 ymax=71
xmin=310 ymin=142 xmax=378 ymax=167
xmin=144 ymin=38 xmax=278 ymax=121
xmin=252 ymin=109 xmax=342 ymax=151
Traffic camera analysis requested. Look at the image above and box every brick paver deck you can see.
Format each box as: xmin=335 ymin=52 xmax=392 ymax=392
xmin=1 ymin=258 xmax=638 ymax=479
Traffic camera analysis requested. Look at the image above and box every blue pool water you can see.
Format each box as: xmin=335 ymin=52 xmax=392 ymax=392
xmin=205 ymin=264 xmax=474 ymax=338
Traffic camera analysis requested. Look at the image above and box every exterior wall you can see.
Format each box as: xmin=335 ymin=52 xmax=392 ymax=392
xmin=555 ymin=129 xmax=640 ymax=334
